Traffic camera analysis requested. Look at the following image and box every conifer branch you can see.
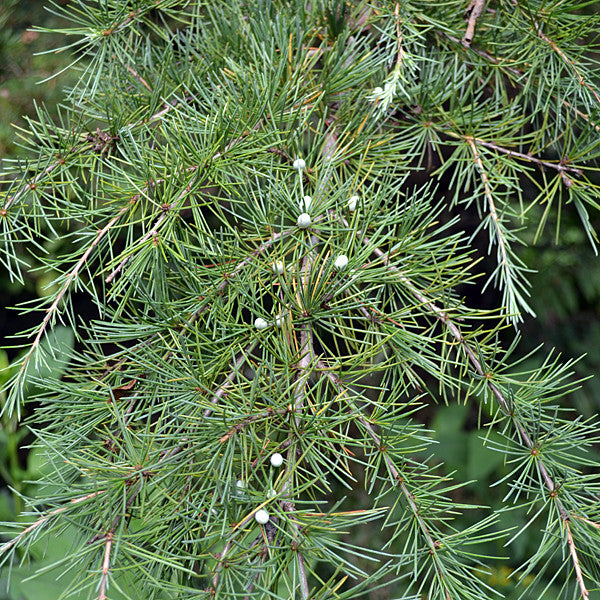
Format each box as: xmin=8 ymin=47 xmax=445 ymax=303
xmin=4 ymin=2 xmax=600 ymax=597
xmin=344 ymin=215 xmax=591 ymax=595
xmin=465 ymin=138 xmax=526 ymax=316
xmin=2 ymin=145 xmax=91 ymax=211
xmin=17 ymin=203 xmax=132 ymax=378
xmin=203 ymin=343 xmax=258 ymax=418
xmin=509 ymin=0 xmax=600 ymax=106
xmin=442 ymin=33 xmax=600 ymax=131
xmin=0 ymin=491 xmax=105 ymax=557
xmin=318 ymin=365 xmax=452 ymax=600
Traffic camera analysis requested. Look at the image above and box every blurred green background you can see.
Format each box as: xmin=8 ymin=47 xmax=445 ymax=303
xmin=0 ymin=2 xmax=599 ymax=599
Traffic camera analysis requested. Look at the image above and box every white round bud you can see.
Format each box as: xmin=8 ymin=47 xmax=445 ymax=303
xmin=254 ymin=317 xmax=268 ymax=330
xmin=372 ymin=86 xmax=384 ymax=97
xmin=267 ymin=488 xmax=277 ymax=498
xmin=275 ymin=315 xmax=285 ymax=328
xmin=236 ymin=479 xmax=246 ymax=490
xmin=273 ymin=260 xmax=285 ymax=275
xmin=297 ymin=213 xmax=311 ymax=229
xmin=302 ymin=195 xmax=312 ymax=211
xmin=293 ymin=158 xmax=306 ymax=170
xmin=334 ymin=254 xmax=349 ymax=270
xmin=270 ymin=453 xmax=284 ymax=467
xmin=255 ymin=509 xmax=269 ymax=524
xmin=348 ymin=195 xmax=359 ymax=211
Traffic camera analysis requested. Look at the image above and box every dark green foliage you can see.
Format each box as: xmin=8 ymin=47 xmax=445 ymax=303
xmin=1 ymin=1 xmax=600 ymax=599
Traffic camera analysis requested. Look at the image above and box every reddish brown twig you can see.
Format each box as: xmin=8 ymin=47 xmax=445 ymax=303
xmin=97 ymin=532 xmax=113 ymax=600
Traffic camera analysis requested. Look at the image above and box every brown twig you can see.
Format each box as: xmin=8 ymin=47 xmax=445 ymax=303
xmin=123 ymin=63 xmax=152 ymax=92
xmin=394 ymin=3 xmax=405 ymax=68
xmin=462 ymin=0 xmax=487 ymax=47
xmin=446 ymin=132 xmax=583 ymax=176
xmin=219 ymin=407 xmax=288 ymax=443
xmin=565 ymin=521 xmax=590 ymax=599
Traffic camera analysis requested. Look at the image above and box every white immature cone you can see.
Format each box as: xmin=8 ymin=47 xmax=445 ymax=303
xmin=272 ymin=260 xmax=285 ymax=275
xmin=334 ymin=254 xmax=349 ymax=271
xmin=348 ymin=195 xmax=359 ymax=211
xmin=371 ymin=86 xmax=384 ymax=99
xmin=297 ymin=213 xmax=311 ymax=229
xmin=255 ymin=509 xmax=270 ymax=524
xmin=293 ymin=158 xmax=306 ymax=170
xmin=254 ymin=317 xmax=268 ymax=330
xmin=270 ymin=452 xmax=284 ymax=467
xmin=299 ymin=195 xmax=312 ymax=212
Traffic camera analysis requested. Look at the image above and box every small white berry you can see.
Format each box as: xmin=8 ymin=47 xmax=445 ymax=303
xmin=255 ymin=509 xmax=269 ymax=524
xmin=267 ymin=488 xmax=277 ymax=498
xmin=348 ymin=195 xmax=359 ymax=211
xmin=334 ymin=254 xmax=349 ymax=270
xmin=372 ymin=86 xmax=384 ymax=97
xmin=275 ymin=315 xmax=285 ymax=328
xmin=254 ymin=317 xmax=268 ymax=330
xmin=236 ymin=480 xmax=246 ymax=490
xmin=302 ymin=195 xmax=312 ymax=211
xmin=273 ymin=260 xmax=285 ymax=275
xmin=270 ymin=453 xmax=284 ymax=467
xmin=293 ymin=158 xmax=306 ymax=170
xmin=297 ymin=213 xmax=311 ymax=229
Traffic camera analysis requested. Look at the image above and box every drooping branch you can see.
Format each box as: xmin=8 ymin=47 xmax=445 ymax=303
xmin=318 ymin=365 xmax=453 ymax=600
xmin=344 ymin=215 xmax=590 ymax=597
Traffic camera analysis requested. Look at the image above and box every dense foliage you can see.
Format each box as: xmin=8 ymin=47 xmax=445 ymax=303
xmin=1 ymin=1 xmax=600 ymax=599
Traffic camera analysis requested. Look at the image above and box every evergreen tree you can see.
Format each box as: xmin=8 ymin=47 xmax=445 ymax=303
xmin=1 ymin=0 xmax=600 ymax=598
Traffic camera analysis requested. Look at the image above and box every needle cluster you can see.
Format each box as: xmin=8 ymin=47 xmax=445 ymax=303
xmin=1 ymin=1 xmax=600 ymax=599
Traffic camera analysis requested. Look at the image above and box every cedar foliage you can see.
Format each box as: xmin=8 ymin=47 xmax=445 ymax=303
xmin=1 ymin=1 xmax=600 ymax=598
